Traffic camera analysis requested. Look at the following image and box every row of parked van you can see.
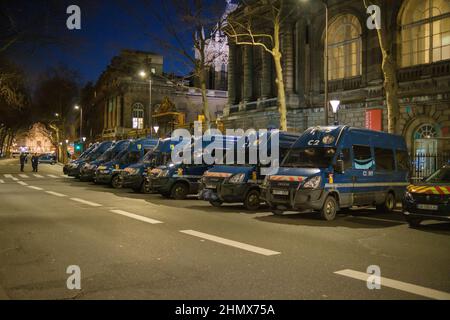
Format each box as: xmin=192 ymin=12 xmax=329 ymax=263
xmin=63 ymin=126 xmax=413 ymax=221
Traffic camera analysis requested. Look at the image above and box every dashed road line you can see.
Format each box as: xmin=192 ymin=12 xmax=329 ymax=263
xmin=4 ymin=174 xmax=13 ymax=179
xmin=33 ymin=174 xmax=44 ymax=178
xmin=47 ymin=174 xmax=58 ymax=178
xmin=18 ymin=174 xmax=29 ymax=178
xmin=27 ymin=186 xmax=44 ymax=191
xmin=110 ymin=209 xmax=163 ymax=225
xmin=70 ymin=198 xmax=102 ymax=207
xmin=0 ymin=179 xmax=4 ymax=184
xmin=45 ymin=191 xmax=67 ymax=197
xmin=334 ymin=269 xmax=450 ymax=300
xmin=180 ymin=230 xmax=281 ymax=256
xmin=17 ymin=181 xmax=28 ymax=186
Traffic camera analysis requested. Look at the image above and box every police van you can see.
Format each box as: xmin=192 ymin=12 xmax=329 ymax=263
xmin=67 ymin=141 xmax=113 ymax=178
xmin=261 ymin=126 xmax=410 ymax=221
xmin=199 ymin=131 xmax=300 ymax=211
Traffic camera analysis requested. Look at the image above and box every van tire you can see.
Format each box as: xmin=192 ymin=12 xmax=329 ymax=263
xmin=244 ymin=190 xmax=261 ymax=211
xmin=320 ymin=196 xmax=338 ymax=221
xmin=171 ymin=182 xmax=189 ymax=200
xmin=407 ymin=218 xmax=422 ymax=228
xmin=209 ymin=200 xmax=223 ymax=207
xmin=376 ymin=192 xmax=396 ymax=213
xmin=111 ymin=175 xmax=122 ymax=189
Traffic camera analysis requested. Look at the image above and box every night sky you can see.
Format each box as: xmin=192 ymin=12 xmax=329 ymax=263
xmin=6 ymin=0 xmax=227 ymax=85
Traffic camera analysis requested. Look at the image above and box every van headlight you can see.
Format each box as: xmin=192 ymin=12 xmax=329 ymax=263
xmin=404 ymin=191 xmax=414 ymax=202
xmin=229 ymin=173 xmax=246 ymax=184
xmin=262 ymin=175 xmax=270 ymax=187
xmin=302 ymin=176 xmax=322 ymax=189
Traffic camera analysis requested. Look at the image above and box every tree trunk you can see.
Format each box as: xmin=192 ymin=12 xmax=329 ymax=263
xmin=199 ymin=68 xmax=211 ymax=130
xmin=273 ymin=23 xmax=287 ymax=131
xmin=5 ymin=130 xmax=14 ymax=157
xmin=0 ymin=128 xmax=6 ymax=154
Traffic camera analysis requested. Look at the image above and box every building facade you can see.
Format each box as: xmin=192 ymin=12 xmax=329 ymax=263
xmin=221 ymin=0 xmax=450 ymax=159
xmin=93 ymin=50 xmax=228 ymax=139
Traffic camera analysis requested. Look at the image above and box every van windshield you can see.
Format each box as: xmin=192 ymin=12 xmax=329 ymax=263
xmin=283 ymin=147 xmax=336 ymax=168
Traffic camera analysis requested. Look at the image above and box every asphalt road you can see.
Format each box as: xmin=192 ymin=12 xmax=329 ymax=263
xmin=0 ymin=158 xmax=449 ymax=300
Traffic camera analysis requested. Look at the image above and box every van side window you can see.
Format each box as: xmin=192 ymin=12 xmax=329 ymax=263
xmin=374 ymin=148 xmax=395 ymax=171
xmin=340 ymin=148 xmax=352 ymax=170
xmin=353 ymin=145 xmax=374 ymax=170
xmin=396 ymin=150 xmax=410 ymax=171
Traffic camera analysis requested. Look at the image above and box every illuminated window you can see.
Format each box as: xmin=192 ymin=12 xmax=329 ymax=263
xmin=327 ymin=14 xmax=362 ymax=80
xmin=400 ymin=0 xmax=450 ymax=67
xmin=132 ymin=103 xmax=144 ymax=129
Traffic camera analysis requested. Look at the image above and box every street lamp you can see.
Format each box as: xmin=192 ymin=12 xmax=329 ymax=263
xmin=139 ymin=69 xmax=154 ymax=137
xmin=301 ymin=0 xmax=329 ymax=125
xmin=153 ymin=125 xmax=160 ymax=137
xmin=330 ymin=100 xmax=340 ymax=125
xmin=82 ymin=137 xmax=86 ymax=142
xmin=74 ymin=105 xmax=83 ymax=142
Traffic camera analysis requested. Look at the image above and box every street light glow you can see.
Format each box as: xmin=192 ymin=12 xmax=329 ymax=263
xmin=330 ymin=100 xmax=340 ymax=114
xmin=74 ymin=105 xmax=80 ymax=110
xmin=139 ymin=70 xmax=147 ymax=78
xmin=153 ymin=126 xmax=160 ymax=134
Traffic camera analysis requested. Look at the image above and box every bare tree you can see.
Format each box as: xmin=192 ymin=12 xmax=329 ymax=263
xmin=363 ymin=0 xmax=400 ymax=134
xmin=224 ymin=0 xmax=294 ymax=131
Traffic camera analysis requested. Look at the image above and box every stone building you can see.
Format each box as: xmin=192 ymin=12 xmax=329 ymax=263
xmin=92 ymin=50 xmax=228 ymax=139
xmin=221 ymin=0 xmax=450 ymax=158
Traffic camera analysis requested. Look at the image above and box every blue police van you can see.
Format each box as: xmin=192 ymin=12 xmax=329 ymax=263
xmin=149 ymin=135 xmax=238 ymax=200
xmin=79 ymin=140 xmax=130 ymax=182
xmin=63 ymin=143 xmax=98 ymax=174
xmin=120 ymin=137 xmax=190 ymax=193
xmin=199 ymin=131 xmax=300 ymax=210
xmin=261 ymin=126 xmax=410 ymax=221
xmin=67 ymin=141 xmax=113 ymax=178
xmin=95 ymin=138 xmax=158 ymax=187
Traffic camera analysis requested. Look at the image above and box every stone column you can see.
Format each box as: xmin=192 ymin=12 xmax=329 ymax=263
xmin=261 ymin=46 xmax=272 ymax=99
xmin=243 ymin=45 xmax=253 ymax=101
xmin=116 ymin=96 xmax=122 ymax=128
xmin=282 ymin=26 xmax=295 ymax=95
xmin=104 ymin=101 xmax=108 ymax=130
xmin=227 ymin=42 xmax=237 ymax=105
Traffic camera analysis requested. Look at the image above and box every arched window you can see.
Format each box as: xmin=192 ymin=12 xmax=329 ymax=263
xmin=132 ymin=103 xmax=144 ymax=129
xmin=400 ymin=0 xmax=450 ymax=67
xmin=327 ymin=14 xmax=362 ymax=80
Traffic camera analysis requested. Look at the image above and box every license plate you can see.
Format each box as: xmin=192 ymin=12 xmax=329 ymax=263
xmin=273 ymin=189 xmax=289 ymax=196
xmin=205 ymin=184 xmax=217 ymax=189
xmin=417 ymin=204 xmax=438 ymax=211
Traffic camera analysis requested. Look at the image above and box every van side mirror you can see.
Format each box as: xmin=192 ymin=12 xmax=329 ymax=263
xmin=334 ymin=160 xmax=345 ymax=174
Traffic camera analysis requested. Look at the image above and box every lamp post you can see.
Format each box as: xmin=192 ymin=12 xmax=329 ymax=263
xmin=139 ymin=70 xmax=154 ymax=137
xmin=330 ymin=100 xmax=340 ymax=125
xmin=74 ymin=105 xmax=83 ymax=142
xmin=153 ymin=125 xmax=160 ymax=138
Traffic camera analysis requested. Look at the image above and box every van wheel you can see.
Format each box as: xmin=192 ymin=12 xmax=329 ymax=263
xmin=209 ymin=200 xmax=223 ymax=207
xmin=320 ymin=196 xmax=338 ymax=221
xmin=407 ymin=218 xmax=422 ymax=228
xmin=111 ymin=175 xmax=122 ymax=189
xmin=244 ymin=190 xmax=261 ymax=211
xmin=141 ymin=181 xmax=151 ymax=194
xmin=376 ymin=192 xmax=396 ymax=213
xmin=171 ymin=182 xmax=189 ymax=200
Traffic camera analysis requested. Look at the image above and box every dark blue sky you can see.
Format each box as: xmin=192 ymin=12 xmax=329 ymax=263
xmin=9 ymin=0 xmax=221 ymax=85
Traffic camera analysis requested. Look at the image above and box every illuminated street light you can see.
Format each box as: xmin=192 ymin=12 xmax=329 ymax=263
xmin=329 ymin=100 xmax=340 ymax=125
xmin=153 ymin=125 xmax=160 ymax=134
xmin=74 ymin=105 xmax=83 ymax=142
xmin=138 ymin=69 xmax=154 ymax=137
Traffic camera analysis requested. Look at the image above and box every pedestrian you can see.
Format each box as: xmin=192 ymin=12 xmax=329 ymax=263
xmin=31 ymin=153 xmax=39 ymax=172
xmin=19 ymin=153 xmax=26 ymax=172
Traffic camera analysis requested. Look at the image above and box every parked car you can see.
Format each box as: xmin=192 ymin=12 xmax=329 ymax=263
xmin=120 ymin=137 xmax=190 ymax=193
xmin=79 ymin=140 xmax=130 ymax=182
xmin=199 ymin=131 xmax=300 ymax=211
xmin=38 ymin=154 xmax=56 ymax=165
xmin=149 ymin=135 xmax=238 ymax=200
xmin=403 ymin=165 xmax=450 ymax=227
xmin=66 ymin=141 xmax=113 ymax=178
xmin=261 ymin=126 xmax=410 ymax=221
xmin=95 ymin=138 xmax=158 ymax=187
xmin=63 ymin=143 xmax=99 ymax=174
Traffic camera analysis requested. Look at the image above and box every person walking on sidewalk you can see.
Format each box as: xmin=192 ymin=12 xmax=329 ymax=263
xmin=31 ymin=153 xmax=39 ymax=172
xmin=19 ymin=153 xmax=27 ymax=172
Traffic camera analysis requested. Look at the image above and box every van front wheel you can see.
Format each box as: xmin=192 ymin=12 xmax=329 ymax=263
xmin=376 ymin=192 xmax=396 ymax=213
xmin=320 ymin=196 xmax=338 ymax=221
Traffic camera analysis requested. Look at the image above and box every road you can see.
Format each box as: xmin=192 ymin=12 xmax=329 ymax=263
xmin=0 ymin=158 xmax=449 ymax=300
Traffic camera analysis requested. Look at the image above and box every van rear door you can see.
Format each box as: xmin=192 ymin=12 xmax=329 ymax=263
xmin=350 ymin=139 xmax=376 ymax=206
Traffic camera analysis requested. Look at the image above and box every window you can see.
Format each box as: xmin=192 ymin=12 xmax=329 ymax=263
xmin=374 ymin=148 xmax=395 ymax=171
xmin=327 ymin=14 xmax=362 ymax=80
xmin=396 ymin=150 xmax=410 ymax=171
xmin=339 ymin=148 xmax=353 ymax=170
xmin=400 ymin=0 xmax=450 ymax=67
xmin=132 ymin=103 xmax=144 ymax=129
xmin=353 ymin=145 xmax=374 ymax=170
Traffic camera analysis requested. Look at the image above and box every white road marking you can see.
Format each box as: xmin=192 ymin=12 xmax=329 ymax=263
xmin=27 ymin=186 xmax=44 ymax=191
xmin=60 ymin=175 xmax=67 ymax=178
xmin=334 ymin=269 xmax=450 ymax=300
xmin=45 ymin=191 xmax=67 ymax=197
xmin=33 ymin=174 xmax=44 ymax=178
xmin=17 ymin=181 xmax=28 ymax=186
xmin=349 ymin=216 xmax=407 ymax=224
xmin=180 ymin=230 xmax=281 ymax=256
xmin=70 ymin=198 xmax=102 ymax=207
xmin=11 ymin=177 xmax=18 ymax=181
xmin=110 ymin=209 xmax=163 ymax=225
xmin=19 ymin=174 xmax=29 ymax=178
xmin=0 ymin=179 xmax=4 ymax=184
xmin=4 ymin=174 xmax=13 ymax=179
xmin=47 ymin=174 xmax=58 ymax=178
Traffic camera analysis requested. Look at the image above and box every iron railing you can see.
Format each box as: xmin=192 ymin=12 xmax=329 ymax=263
xmin=411 ymin=153 xmax=450 ymax=182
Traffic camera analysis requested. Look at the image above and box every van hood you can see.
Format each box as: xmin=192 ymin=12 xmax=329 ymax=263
xmin=272 ymin=167 xmax=322 ymax=178
xmin=208 ymin=165 xmax=255 ymax=175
